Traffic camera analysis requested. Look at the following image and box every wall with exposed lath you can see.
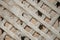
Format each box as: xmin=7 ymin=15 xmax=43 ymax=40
xmin=0 ymin=0 xmax=60 ymax=40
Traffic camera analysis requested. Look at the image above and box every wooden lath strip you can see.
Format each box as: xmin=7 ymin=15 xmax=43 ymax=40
xmin=13 ymin=0 xmax=60 ymax=39
xmin=0 ymin=8 xmax=38 ymax=40
xmin=0 ymin=32 xmax=6 ymax=40
xmin=41 ymin=0 xmax=60 ymax=15
xmin=49 ymin=14 xmax=59 ymax=25
xmin=37 ymin=0 xmax=43 ymax=7
xmin=0 ymin=20 xmax=7 ymax=40
xmin=58 ymin=21 xmax=60 ymax=31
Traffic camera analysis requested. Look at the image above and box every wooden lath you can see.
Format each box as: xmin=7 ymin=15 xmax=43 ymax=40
xmin=0 ymin=0 xmax=60 ymax=40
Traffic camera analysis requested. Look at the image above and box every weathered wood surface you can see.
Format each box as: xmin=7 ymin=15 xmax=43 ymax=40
xmin=0 ymin=0 xmax=60 ymax=40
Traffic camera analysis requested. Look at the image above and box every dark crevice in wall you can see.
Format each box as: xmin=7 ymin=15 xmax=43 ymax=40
xmin=37 ymin=10 xmax=42 ymax=16
xmin=56 ymin=1 xmax=60 ymax=8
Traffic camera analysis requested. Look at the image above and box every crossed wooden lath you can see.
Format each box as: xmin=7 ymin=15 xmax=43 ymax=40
xmin=0 ymin=0 xmax=60 ymax=40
